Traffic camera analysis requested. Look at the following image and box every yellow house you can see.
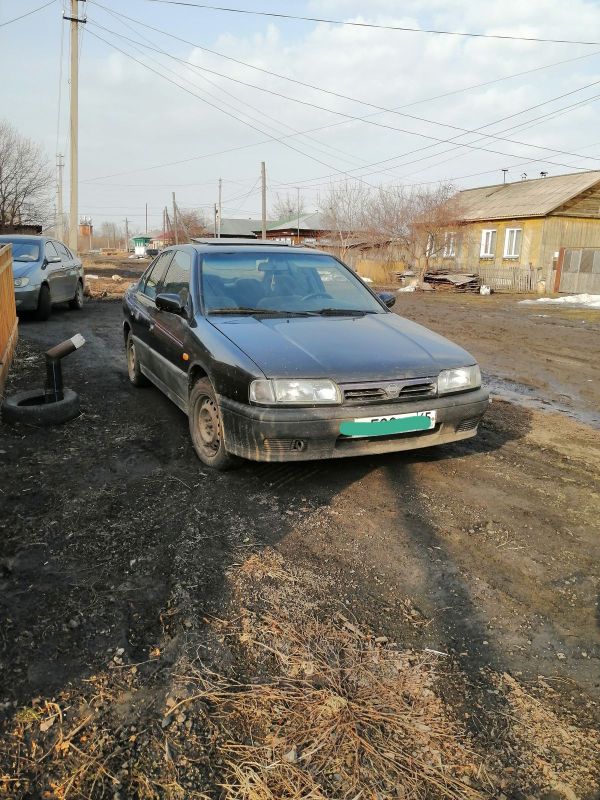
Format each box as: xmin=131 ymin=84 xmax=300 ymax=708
xmin=430 ymin=171 xmax=600 ymax=293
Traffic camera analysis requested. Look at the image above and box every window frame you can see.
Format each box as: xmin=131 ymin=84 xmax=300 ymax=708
xmin=45 ymin=241 xmax=60 ymax=261
xmin=443 ymin=232 xmax=457 ymax=258
xmin=139 ymin=250 xmax=174 ymax=300
xmin=503 ymin=227 xmax=523 ymax=259
xmin=480 ymin=229 xmax=497 ymax=258
xmin=158 ymin=248 xmax=192 ymax=307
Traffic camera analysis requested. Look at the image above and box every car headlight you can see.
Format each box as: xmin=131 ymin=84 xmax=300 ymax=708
xmin=438 ymin=365 xmax=481 ymax=394
xmin=250 ymin=378 xmax=342 ymax=405
xmin=14 ymin=277 xmax=30 ymax=288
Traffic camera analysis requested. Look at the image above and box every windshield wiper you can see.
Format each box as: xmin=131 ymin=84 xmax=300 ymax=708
xmin=313 ymin=308 xmax=369 ymax=316
xmin=208 ymin=307 xmax=314 ymax=317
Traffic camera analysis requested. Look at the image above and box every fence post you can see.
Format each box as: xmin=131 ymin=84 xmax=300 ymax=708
xmin=0 ymin=244 xmax=19 ymax=397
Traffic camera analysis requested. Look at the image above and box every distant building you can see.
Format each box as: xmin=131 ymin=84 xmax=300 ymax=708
xmin=429 ymin=171 xmax=600 ymax=293
xmin=218 ymin=218 xmax=274 ymax=238
xmin=132 ymin=234 xmax=152 ymax=256
xmin=257 ymin=212 xmax=335 ymax=245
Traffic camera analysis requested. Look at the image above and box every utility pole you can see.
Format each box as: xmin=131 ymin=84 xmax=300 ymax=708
xmin=217 ymin=178 xmax=222 ymax=238
xmin=124 ymin=217 xmax=129 ymax=253
xmin=296 ymin=186 xmax=300 ymax=244
xmin=67 ymin=0 xmax=83 ymax=254
xmin=214 ymin=204 xmax=217 ymax=237
xmin=145 ymin=203 xmax=148 ymax=234
xmin=56 ymin=154 xmax=64 ymax=241
xmin=172 ymin=191 xmax=178 ymax=244
xmin=261 ymin=161 xmax=267 ymax=240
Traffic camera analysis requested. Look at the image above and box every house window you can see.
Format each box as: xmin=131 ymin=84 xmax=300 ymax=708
xmin=504 ymin=228 xmax=522 ymax=258
xmin=443 ymin=232 xmax=457 ymax=258
xmin=480 ymin=229 xmax=497 ymax=258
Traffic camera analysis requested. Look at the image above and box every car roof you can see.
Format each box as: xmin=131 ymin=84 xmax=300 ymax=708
xmin=0 ymin=234 xmax=46 ymax=241
xmin=188 ymin=238 xmax=326 ymax=255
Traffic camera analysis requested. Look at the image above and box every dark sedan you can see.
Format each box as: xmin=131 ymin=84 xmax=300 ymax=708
xmin=122 ymin=240 xmax=489 ymax=469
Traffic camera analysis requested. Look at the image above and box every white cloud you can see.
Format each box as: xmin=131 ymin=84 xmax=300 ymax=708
xmin=3 ymin=0 xmax=600 ymax=226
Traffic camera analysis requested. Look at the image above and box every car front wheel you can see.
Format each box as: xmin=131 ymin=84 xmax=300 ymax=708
xmin=126 ymin=332 xmax=149 ymax=386
xmin=189 ymin=378 xmax=238 ymax=470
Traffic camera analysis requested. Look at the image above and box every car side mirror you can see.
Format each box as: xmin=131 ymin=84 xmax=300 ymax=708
xmin=47 ymin=256 xmax=61 ymax=264
xmin=156 ymin=292 xmax=185 ymax=314
xmin=378 ymin=291 xmax=396 ymax=309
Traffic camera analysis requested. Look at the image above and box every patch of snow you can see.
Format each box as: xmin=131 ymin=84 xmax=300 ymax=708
xmin=520 ymin=294 xmax=600 ymax=309
xmin=397 ymin=285 xmax=416 ymax=293
xmin=359 ymin=276 xmax=373 ymax=283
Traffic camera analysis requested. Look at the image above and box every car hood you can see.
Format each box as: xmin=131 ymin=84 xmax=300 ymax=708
xmin=210 ymin=312 xmax=476 ymax=381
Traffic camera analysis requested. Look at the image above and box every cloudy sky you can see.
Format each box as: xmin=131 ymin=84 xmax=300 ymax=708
xmin=2 ymin=0 xmax=600 ymax=233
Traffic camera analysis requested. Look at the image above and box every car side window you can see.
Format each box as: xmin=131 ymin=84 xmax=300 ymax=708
xmin=56 ymin=242 xmax=71 ymax=260
xmin=141 ymin=251 xmax=173 ymax=300
xmin=45 ymin=241 xmax=60 ymax=262
xmin=160 ymin=250 xmax=191 ymax=306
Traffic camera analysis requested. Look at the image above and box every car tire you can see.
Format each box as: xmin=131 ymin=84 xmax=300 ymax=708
xmin=35 ymin=284 xmax=51 ymax=321
xmin=126 ymin=332 xmax=149 ymax=387
xmin=188 ymin=378 xmax=239 ymax=470
xmin=1 ymin=388 xmax=80 ymax=427
xmin=69 ymin=280 xmax=84 ymax=310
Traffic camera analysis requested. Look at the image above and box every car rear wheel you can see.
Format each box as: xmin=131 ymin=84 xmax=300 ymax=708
xmin=189 ymin=378 xmax=239 ymax=470
xmin=126 ymin=332 xmax=149 ymax=386
xmin=69 ymin=280 xmax=84 ymax=310
xmin=35 ymin=284 xmax=51 ymax=321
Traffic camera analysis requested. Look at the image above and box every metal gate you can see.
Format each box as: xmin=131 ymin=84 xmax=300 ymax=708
xmin=557 ymin=248 xmax=600 ymax=293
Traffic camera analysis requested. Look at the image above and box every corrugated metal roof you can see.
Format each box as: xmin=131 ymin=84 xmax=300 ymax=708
xmin=265 ymin=211 xmax=331 ymax=232
xmin=458 ymin=171 xmax=600 ymax=221
xmin=219 ymin=218 xmax=273 ymax=237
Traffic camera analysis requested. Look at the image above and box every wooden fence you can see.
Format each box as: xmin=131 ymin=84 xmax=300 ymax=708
xmin=477 ymin=264 xmax=541 ymax=293
xmin=0 ymin=244 xmax=18 ymax=396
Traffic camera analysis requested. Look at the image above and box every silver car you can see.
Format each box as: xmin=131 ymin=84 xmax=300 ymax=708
xmin=0 ymin=234 xmax=85 ymax=320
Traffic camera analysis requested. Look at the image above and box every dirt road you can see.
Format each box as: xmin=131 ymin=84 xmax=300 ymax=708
xmin=1 ymin=294 xmax=599 ymax=798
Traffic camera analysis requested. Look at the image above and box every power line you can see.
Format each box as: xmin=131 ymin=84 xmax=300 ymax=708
xmin=87 ymin=11 xmax=600 ymax=167
xmin=93 ymin=8 xmax=372 ymax=173
xmin=85 ymin=26 xmax=382 ymax=187
xmin=86 ymin=19 xmax=600 ymax=172
xmin=0 ymin=0 xmax=55 ymax=26
xmin=136 ymin=0 xmax=600 ymax=47
xmin=93 ymin=2 xmax=600 ymax=115
xmin=83 ymin=5 xmax=600 ymax=184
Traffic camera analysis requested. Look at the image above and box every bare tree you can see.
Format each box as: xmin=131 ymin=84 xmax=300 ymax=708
xmin=368 ymin=183 xmax=460 ymax=278
xmin=271 ymin=191 xmax=305 ymax=222
xmin=0 ymin=121 xmax=52 ymax=232
xmin=175 ymin=208 xmax=209 ymax=241
xmin=322 ymin=180 xmax=371 ymax=259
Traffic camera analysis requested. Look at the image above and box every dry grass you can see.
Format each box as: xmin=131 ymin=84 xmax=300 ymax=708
xmin=169 ymin=551 xmax=488 ymax=799
xmin=2 ymin=550 xmax=598 ymax=799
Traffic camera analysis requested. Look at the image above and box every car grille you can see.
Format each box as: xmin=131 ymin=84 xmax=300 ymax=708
xmin=340 ymin=378 xmax=437 ymax=405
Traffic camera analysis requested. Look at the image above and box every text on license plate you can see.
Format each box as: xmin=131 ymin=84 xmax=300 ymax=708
xmin=339 ymin=410 xmax=436 ymax=438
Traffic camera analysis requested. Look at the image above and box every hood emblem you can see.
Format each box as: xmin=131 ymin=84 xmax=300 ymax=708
xmin=385 ymin=383 xmax=401 ymax=398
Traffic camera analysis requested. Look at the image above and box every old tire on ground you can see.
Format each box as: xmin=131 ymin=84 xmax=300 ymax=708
xmin=1 ymin=388 xmax=80 ymax=427
xmin=36 ymin=285 xmax=51 ymax=321
xmin=188 ymin=378 xmax=239 ymax=470
xmin=69 ymin=280 xmax=84 ymax=310
xmin=126 ymin=332 xmax=149 ymax=386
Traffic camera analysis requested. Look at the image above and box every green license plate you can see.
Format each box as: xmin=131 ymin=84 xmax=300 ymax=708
xmin=340 ymin=410 xmax=436 ymax=438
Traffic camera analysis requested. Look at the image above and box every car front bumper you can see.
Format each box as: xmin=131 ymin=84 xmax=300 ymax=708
xmin=14 ymin=286 xmax=40 ymax=311
xmin=219 ymin=388 xmax=490 ymax=462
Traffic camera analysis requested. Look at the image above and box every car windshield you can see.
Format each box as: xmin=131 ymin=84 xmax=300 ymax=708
xmin=0 ymin=240 xmax=41 ymax=262
xmin=201 ymin=251 xmax=384 ymax=315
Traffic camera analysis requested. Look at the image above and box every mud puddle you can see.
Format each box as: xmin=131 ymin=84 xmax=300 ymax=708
xmin=484 ymin=372 xmax=600 ymax=429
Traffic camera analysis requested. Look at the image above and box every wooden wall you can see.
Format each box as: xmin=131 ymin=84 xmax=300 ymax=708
xmin=0 ymin=245 xmax=18 ymax=397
